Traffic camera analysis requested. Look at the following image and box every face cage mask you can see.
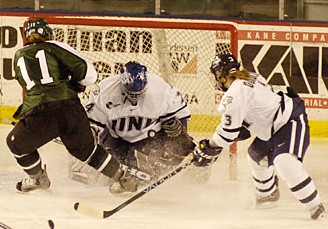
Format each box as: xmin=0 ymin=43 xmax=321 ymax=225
xmin=120 ymin=64 xmax=147 ymax=104
xmin=25 ymin=21 xmax=53 ymax=40
xmin=122 ymin=84 xmax=147 ymax=104
xmin=211 ymin=69 xmax=229 ymax=92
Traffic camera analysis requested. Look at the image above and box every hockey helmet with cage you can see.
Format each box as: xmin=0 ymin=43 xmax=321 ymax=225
xmin=24 ymin=17 xmax=53 ymax=40
xmin=120 ymin=61 xmax=148 ymax=104
xmin=210 ymin=53 xmax=240 ymax=91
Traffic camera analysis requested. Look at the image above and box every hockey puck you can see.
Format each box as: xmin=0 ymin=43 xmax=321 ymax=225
xmin=48 ymin=220 xmax=54 ymax=229
xmin=74 ymin=202 xmax=79 ymax=210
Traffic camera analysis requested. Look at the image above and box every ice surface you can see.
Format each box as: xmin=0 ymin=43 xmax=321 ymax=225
xmin=0 ymin=124 xmax=327 ymax=229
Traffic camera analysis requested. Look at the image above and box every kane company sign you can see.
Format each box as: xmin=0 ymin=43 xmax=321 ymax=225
xmin=237 ymin=25 xmax=328 ymax=111
xmin=239 ymin=30 xmax=328 ymax=43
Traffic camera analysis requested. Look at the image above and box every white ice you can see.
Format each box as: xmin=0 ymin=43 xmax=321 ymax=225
xmin=0 ymin=124 xmax=327 ymax=229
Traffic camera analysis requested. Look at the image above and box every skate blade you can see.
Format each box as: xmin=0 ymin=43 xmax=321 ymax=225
xmin=253 ymin=201 xmax=278 ymax=209
xmin=16 ymin=188 xmax=52 ymax=195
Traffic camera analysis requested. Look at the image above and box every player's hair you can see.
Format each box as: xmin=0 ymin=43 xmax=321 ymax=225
xmin=26 ymin=33 xmax=48 ymax=44
xmin=228 ymin=69 xmax=251 ymax=80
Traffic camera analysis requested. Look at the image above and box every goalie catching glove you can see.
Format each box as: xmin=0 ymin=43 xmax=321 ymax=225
xmin=162 ymin=118 xmax=183 ymax=138
xmin=193 ymin=139 xmax=222 ymax=167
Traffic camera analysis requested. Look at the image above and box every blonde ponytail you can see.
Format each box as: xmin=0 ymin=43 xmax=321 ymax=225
xmin=228 ymin=69 xmax=251 ymax=80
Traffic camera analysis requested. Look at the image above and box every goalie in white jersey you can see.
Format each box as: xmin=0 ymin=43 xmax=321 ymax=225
xmin=193 ymin=53 xmax=326 ymax=220
xmin=85 ymin=61 xmax=195 ymax=194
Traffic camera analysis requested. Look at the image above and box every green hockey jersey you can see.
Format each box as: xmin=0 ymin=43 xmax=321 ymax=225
xmin=12 ymin=40 xmax=97 ymax=119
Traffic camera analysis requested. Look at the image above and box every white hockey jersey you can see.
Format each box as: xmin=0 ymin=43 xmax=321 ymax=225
xmin=86 ymin=73 xmax=191 ymax=143
xmin=212 ymin=72 xmax=293 ymax=148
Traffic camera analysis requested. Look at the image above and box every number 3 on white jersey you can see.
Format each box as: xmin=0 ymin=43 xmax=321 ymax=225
xmin=17 ymin=50 xmax=53 ymax=90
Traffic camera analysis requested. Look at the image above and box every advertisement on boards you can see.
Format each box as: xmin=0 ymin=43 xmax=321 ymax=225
xmin=237 ymin=23 xmax=328 ymax=121
xmin=0 ymin=15 xmax=327 ymax=137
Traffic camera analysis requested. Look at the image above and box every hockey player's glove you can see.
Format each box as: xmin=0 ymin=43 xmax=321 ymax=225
xmin=68 ymin=80 xmax=86 ymax=93
xmin=193 ymin=139 xmax=222 ymax=167
xmin=162 ymin=118 xmax=183 ymax=138
xmin=236 ymin=126 xmax=251 ymax=141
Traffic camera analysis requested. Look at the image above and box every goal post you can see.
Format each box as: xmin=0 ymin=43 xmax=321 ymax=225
xmin=43 ymin=16 xmax=240 ymax=181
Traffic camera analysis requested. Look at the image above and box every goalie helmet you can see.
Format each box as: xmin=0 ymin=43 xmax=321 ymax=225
xmin=24 ymin=17 xmax=53 ymax=40
xmin=120 ymin=61 xmax=148 ymax=104
xmin=210 ymin=53 xmax=240 ymax=92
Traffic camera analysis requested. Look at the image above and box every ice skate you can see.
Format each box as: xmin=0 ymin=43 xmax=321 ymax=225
xmin=16 ymin=165 xmax=51 ymax=192
xmin=256 ymin=188 xmax=280 ymax=206
xmin=109 ymin=167 xmax=138 ymax=196
xmin=310 ymin=203 xmax=326 ymax=220
xmin=255 ymin=176 xmax=280 ymax=207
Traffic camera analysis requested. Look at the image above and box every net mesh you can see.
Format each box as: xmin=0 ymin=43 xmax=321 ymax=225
xmin=50 ymin=20 xmax=235 ymax=137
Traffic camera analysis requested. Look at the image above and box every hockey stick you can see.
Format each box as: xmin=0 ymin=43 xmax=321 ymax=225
xmin=74 ymin=157 xmax=195 ymax=218
xmin=0 ymin=222 xmax=13 ymax=229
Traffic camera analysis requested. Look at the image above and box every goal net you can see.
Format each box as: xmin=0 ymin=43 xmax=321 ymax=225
xmin=45 ymin=16 xmax=241 ymax=183
xmin=48 ymin=16 xmax=238 ymax=136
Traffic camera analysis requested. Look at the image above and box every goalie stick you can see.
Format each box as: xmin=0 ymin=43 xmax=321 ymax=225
xmin=73 ymin=157 xmax=195 ymax=219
